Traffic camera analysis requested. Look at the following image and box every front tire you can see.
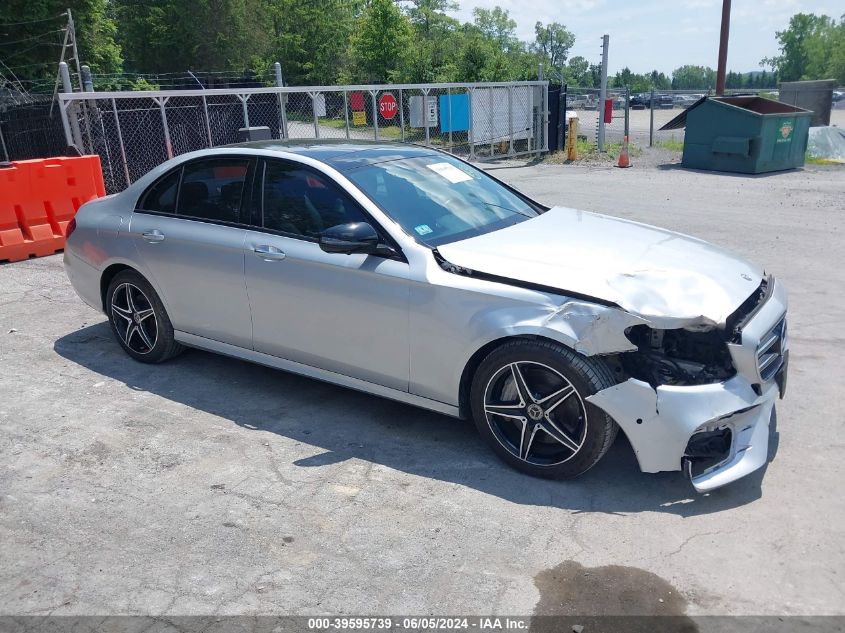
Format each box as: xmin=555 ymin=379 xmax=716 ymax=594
xmin=106 ymin=270 xmax=183 ymax=363
xmin=470 ymin=339 xmax=618 ymax=479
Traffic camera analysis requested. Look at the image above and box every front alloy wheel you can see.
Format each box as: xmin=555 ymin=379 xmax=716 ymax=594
xmin=470 ymin=339 xmax=618 ymax=479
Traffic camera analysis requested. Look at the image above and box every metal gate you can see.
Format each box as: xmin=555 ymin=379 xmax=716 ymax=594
xmin=58 ymin=81 xmax=549 ymax=193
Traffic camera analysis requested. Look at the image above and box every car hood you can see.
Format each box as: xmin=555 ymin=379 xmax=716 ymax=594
xmin=437 ymin=206 xmax=764 ymax=329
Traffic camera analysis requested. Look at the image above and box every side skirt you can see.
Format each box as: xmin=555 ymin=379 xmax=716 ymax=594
xmin=174 ymin=331 xmax=461 ymax=418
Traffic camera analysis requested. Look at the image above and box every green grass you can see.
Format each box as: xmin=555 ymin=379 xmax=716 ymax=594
xmin=543 ymin=137 xmax=641 ymax=164
xmin=804 ymin=152 xmax=844 ymax=165
xmin=655 ymin=135 xmax=685 ymax=152
xmin=317 ymin=117 xmax=404 ymax=140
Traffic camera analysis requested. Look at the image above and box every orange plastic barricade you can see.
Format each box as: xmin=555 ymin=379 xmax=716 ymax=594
xmin=0 ymin=155 xmax=105 ymax=263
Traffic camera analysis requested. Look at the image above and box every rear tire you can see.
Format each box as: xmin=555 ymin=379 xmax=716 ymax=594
xmin=106 ymin=270 xmax=183 ymax=364
xmin=470 ymin=339 xmax=618 ymax=479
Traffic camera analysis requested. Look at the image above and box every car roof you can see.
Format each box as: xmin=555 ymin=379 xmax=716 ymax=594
xmin=226 ymin=139 xmax=441 ymax=172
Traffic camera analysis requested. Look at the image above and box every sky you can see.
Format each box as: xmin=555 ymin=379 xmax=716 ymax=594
xmin=450 ymin=0 xmax=839 ymax=75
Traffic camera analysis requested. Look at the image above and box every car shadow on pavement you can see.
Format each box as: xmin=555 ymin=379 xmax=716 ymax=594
xmin=55 ymin=322 xmax=778 ymax=518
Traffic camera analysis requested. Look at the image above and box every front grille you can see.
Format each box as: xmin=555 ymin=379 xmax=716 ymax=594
xmin=757 ymin=316 xmax=787 ymax=381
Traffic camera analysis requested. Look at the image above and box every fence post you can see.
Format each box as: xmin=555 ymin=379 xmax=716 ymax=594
xmin=399 ymin=88 xmax=405 ymax=143
xmin=155 ymin=96 xmax=173 ymax=160
xmin=422 ymin=88 xmax=430 ymax=146
xmin=343 ymin=91 xmax=350 ymax=140
xmin=274 ymin=62 xmax=288 ymax=139
xmin=239 ymin=94 xmax=251 ymax=129
xmin=447 ymin=87 xmax=452 ymax=152
xmin=80 ymin=65 xmax=93 ymax=92
xmin=0 ymin=121 xmax=8 ymax=162
xmin=624 ymin=85 xmax=630 ymax=139
xmin=649 ymin=88 xmax=655 ymax=147
xmin=467 ymin=88 xmax=474 ymax=160
xmin=541 ymin=82 xmax=549 ymax=153
xmin=508 ymin=85 xmax=514 ymax=156
xmin=111 ymin=97 xmax=131 ymax=187
xmin=489 ymin=86 xmax=495 ymax=157
xmin=59 ymin=62 xmax=83 ymax=149
xmin=597 ymin=34 xmax=609 ymax=152
xmin=309 ymin=92 xmax=320 ymax=139
xmin=371 ymin=90 xmax=379 ymax=141
xmin=201 ymin=94 xmax=213 ymax=147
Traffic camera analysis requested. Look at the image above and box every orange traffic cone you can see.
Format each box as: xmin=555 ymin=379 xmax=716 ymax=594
xmin=617 ymin=135 xmax=631 ymax=168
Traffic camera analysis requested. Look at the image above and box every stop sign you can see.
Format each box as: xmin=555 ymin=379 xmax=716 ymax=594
xmin=379 ymin=93 xmax=398 ymax=120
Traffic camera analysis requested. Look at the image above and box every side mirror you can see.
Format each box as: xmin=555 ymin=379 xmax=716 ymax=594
xmin=319 ymin=222 xmax=381 ymax=255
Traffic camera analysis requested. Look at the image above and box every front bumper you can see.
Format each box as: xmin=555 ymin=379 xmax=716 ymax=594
xmin=586 ymin=277 xmax=788 ymax=493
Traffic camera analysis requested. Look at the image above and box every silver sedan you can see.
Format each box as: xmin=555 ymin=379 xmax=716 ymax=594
xmin=64 ymin=141 xmax=788 ymax=492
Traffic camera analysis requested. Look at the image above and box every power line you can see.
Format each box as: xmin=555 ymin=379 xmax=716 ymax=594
xmin=0 ymin=29 xmax=66 ymax=47
xmin=0 ymin=14 xmax=65 ymax=27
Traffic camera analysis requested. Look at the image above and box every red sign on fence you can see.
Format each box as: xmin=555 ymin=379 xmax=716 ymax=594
xmin=379 ymin=93 xmax=398 ymax=120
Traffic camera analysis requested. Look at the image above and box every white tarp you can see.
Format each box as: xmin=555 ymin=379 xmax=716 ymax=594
xmin=807 ymin=126 xmax=845 ymax=163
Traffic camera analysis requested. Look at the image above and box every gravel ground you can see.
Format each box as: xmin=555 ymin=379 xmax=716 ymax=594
xmin=1 ymin=156 xmax=844 ymax=623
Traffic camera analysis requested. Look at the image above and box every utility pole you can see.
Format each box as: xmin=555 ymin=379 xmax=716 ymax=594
xmin=597 ymin=34 xmax=609 ymax=152
xmin=715 ymin=0 xmax=731 ymax=95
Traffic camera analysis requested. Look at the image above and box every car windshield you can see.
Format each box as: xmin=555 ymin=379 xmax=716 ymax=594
xmin=344 ymin=154 xmax=542 ymax=247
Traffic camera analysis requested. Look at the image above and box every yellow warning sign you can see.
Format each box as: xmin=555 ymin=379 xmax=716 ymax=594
xmin=352 ymin=111 xmax=366 ymax=126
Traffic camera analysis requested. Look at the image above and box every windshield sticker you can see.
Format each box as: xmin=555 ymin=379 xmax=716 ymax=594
xmin=414 ymin=224 xmax=434 ymax=236
xmin=426 ymin=162 xmax=473 ymax=184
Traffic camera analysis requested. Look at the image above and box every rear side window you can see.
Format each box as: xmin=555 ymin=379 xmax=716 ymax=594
xmin=139 ymin=169 xmax=179 ymax=213
xmin=178 ymin=158 xmax=250 ymax=223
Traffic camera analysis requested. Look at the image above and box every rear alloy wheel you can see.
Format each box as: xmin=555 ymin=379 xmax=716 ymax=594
xmin=470 ymin=339 xmax=618 ymax=479
xmin=106 ymin=270 xmax=183 ymax=363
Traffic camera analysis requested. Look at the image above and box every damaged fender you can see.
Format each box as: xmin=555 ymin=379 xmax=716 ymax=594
xmin=542 ymin=301 xmax=645 ymax=356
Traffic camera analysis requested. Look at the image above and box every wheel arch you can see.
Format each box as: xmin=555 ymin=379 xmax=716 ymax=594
xmin=100 ymin=263 xmax=134 ymax=311
xmin=458 ymin=334 xmax=575 ymax=419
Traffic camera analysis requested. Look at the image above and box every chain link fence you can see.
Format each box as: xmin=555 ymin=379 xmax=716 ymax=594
xmin=59 ymin=81 xmax=549 ymax=193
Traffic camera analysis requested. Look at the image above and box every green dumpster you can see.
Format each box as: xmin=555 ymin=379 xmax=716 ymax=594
xmin=660 ymin=96 xmax=812 ymax=174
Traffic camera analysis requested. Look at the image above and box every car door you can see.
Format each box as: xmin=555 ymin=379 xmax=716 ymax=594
xmin=243 ymin=158 xmax=411 ymax=392
xmin=129 ymin=156 xmax=254 ymax=349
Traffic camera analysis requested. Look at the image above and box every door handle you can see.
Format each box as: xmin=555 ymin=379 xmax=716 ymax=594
xmin=253 ymin=245 xmax=286 ymax=261
xmin=142 ymin=230 xmax=165 ymax=243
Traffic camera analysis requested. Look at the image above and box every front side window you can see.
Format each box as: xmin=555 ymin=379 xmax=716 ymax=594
xmin=345 ymin=154 xmax=541 ymax=247
xmin=177 ymin=158 xmax=250 ymax=223
xmin=262 ymin=160 xmax=367 ymax=238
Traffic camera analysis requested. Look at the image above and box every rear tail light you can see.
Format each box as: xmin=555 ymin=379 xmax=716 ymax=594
xmin=65 ymin=217 xmax=77 ymax=238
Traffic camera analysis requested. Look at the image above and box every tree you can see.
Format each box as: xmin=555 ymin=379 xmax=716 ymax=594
xmin=114 ymin=0 xmax=271 ymax=74
xmin=350 ymin=0 xmax=413 ymax=83
xmin=671 ymin=65 xmax=716 ymax=90
xmin=403 ymin=0 xmax=458 ymax=39
xmin=560 ymin=56 xmax=590 ymax=86
xmin=0 ymin=0 xmax=122 ymax=82
xmin=532 ymin=21 xmax=575 ymax=69
xmin=762 ymin=13 xmax=845 ymax=84
xmin=263 ymin=0 xmax=355 ymax=85
xmin=472 ymin=6 xmax=518 ymax=52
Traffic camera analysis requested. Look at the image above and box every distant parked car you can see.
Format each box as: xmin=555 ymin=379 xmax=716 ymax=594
xmin=629 ymin=94 xmax=648 ymax=110
xmin=832 ymin=91 xmax=843 ymax=102
xmin=652 ymin=93 xmax=674 ymax=109
xmin=567 ymin=95 xmax=588 ymax=109
xmin=673 ymin=94 xmax=699 ymax=108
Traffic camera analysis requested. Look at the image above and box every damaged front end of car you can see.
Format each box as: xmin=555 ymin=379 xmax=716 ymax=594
xmin=585 ymin=276 xmax=788 ymax=492
xmin=433 ymin=237 xmax=788 ymax=492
